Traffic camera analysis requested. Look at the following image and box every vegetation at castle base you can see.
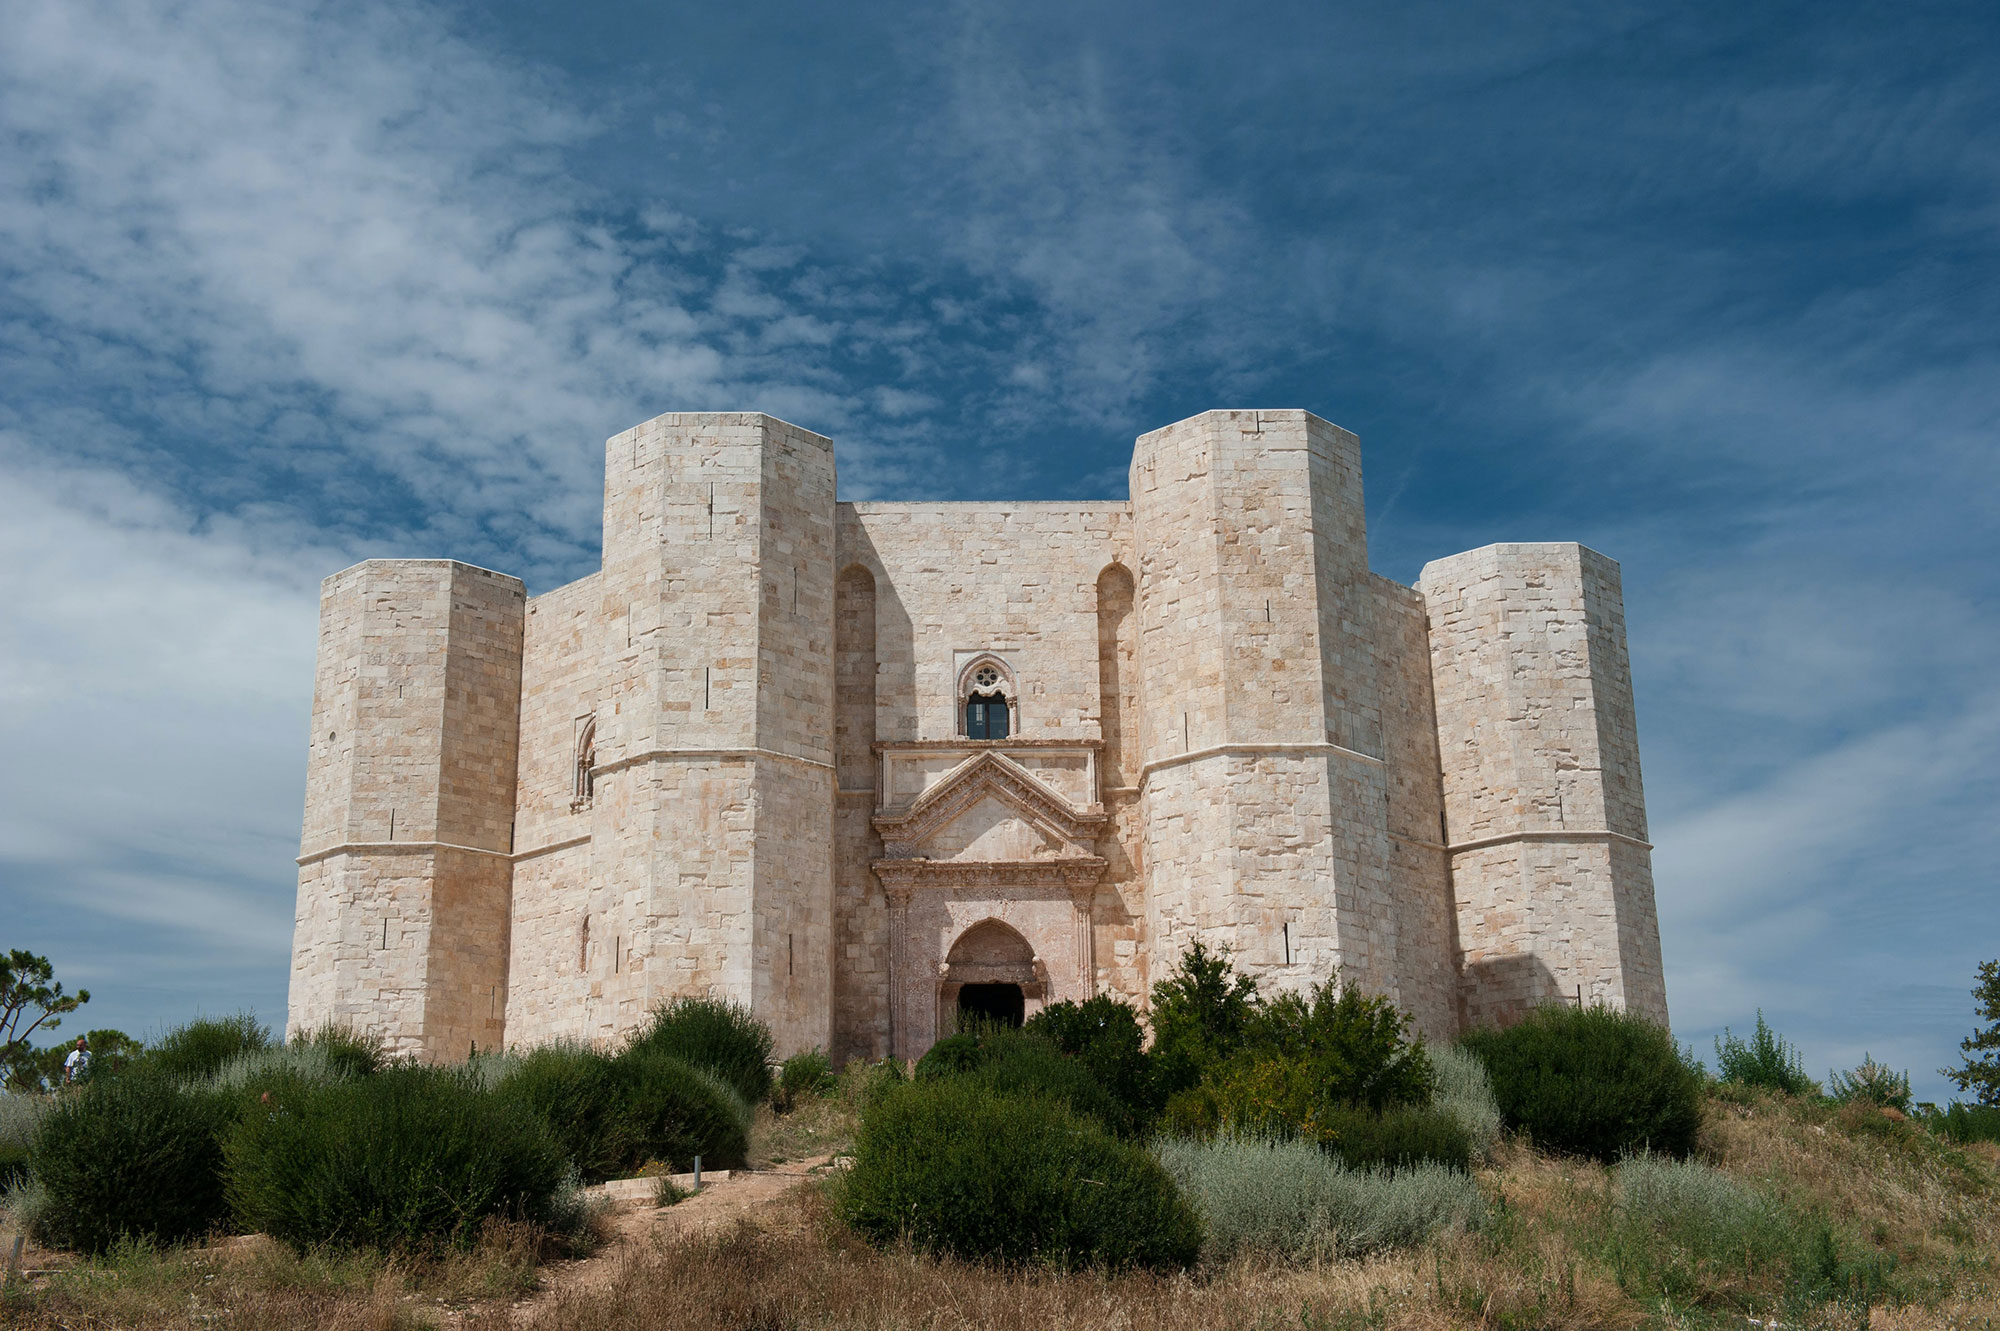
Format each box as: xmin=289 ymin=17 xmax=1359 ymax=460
xmin=223 ymin=1063 xmax=570 ymax=1252
xmin=1459 ymin=1001 xmax=1705 ymax=1163
xmin=1023 ymin=992 xmax=1160 ymax=1123
xmin=23 ymin=1071 xmax=236 ymax=1253
xmin=8 ymin=1049 xmax=2000 ymax=1329
xmin=913 ymin=1023 xmax=1138 ymax=1137
xmin=1153 ymin=1132 xmax=1483 ymax=1265
xmin=625 ymin=996 xmax=774 ymax=1105
xmin=144 ymin=1012 xmax=274 ymax=1083
xmin=771 ymin=1047 xmax=835 ymax=1112
xmin=837 ymin=1076 xmax=1201 ymax=1271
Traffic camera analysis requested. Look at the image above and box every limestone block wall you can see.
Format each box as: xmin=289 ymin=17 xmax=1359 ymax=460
xmin=1417 ymin=543 xmax=1667 ymax=1028
xmin=550 ymin=412 xmax=836 ymax=1056
xmin=838 ymin=503 xmax=1134 ymax=743
xmin=289 ymin=559 xmax=524 ymax=1058
xmin=830 ymin=502 xmax=1137 ymax=1054
xmin=1131 ymin=410 xmax=1396 ymax=1004
xmin=1371 ymin=576 xmax=1458 ymax=1039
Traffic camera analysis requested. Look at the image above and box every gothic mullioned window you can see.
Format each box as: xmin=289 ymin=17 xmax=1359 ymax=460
xmin=958 ymin=658 xmax=1016 ymax=739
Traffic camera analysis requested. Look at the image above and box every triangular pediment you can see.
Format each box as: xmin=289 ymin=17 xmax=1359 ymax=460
xmin=873 ymin=751 xmax=1106 ymax=863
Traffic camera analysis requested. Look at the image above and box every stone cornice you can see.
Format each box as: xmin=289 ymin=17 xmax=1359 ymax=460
xmin=1446 ymin=828 xmax=1654 ymax=854
xmin=872 ymin=738 xmax=1103 ymax=752
xmin=297 ymin=840 xmax=511 ymax=867
xmin=594 ymin=745 xmax=833 ymax=777
xmin=872 ymin=857 xmax=1107 ymax=892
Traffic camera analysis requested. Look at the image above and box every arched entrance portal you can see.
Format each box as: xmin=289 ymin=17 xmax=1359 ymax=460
xmin=941 ymin=919 xmax=1042 ymax=1036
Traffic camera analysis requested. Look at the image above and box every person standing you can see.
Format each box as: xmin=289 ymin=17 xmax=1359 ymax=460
xmin=63 ymin=1035 xmax=90 ymax=1085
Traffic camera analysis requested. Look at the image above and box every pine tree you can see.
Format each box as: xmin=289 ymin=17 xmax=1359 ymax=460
xmin=1942 ymin=959 xmax=2000 ymax=1107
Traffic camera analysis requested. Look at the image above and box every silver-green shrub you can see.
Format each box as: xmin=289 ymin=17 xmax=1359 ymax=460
xmin=1153 ymin=1133 xmax=1483 ymax=1265
xmin=209 ymin=1043 xmax=345 ymax=1091
xmin=1615 ymin=1153 xmax=1785 ymax=1255
xmin=0 ymin=1093 xmax=54 ymax=1152
xmin=1429 ymin=1044 xmax=1502 ymax=1156
xmin=1 ymin=1170 xmax=51 ymax=1242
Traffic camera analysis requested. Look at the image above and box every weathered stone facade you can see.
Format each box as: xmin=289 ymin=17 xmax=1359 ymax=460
xmin=288 ymin=409 xmax=1668 ymax=1061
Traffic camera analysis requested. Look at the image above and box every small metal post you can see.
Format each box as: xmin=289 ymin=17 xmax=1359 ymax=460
xmin=692 ymin=1155 xmax=702 ymax=1190
xmin=7 ymin=1233 xmax=24 ymax=1285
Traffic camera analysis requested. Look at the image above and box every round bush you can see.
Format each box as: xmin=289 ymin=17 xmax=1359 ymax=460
xmin=614 ymin=1047 xmax=751 ymax=1170
xmin=840 ymin=1078 xmax=1200 ymax=1271
xmin=497 ymin=1041 xmax=635 ymax=1182
xmin=915 ymin=1027 xmax=1137 ymax=1136
xmin=1458 ymin=1004 xmax=1704 ymax=1162
xmin=626 ymin=997 xmax=773 ymax=1104
xmin=30 ymin=1073 xmax=235 ymax=1252
xmin=147 ymin=1013 xmax=272 ymax=1083
xmin=223 ymin=1063 xmax=566 ymax=1251
xmin=1025 ymin=994 xmax=1159 ymax=1124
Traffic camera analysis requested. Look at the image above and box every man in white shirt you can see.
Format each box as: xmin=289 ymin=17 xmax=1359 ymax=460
xmin=63 ymin=1036 xmax=90 ymax=1084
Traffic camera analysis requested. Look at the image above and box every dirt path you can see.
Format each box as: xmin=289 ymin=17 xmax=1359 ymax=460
xmin=501 ymin=1155 xmax=839 ymax=1325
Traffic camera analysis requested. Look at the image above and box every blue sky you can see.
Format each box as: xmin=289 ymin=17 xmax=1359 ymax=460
xmin=2 ymin=0 xmax=1994 ymax=1099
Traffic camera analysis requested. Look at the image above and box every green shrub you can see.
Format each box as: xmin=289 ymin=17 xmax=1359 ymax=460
xmin=626 ymin=997 xmax=773 ymax=1104
xmin=1713 ymin=1011 xmax=1818 ymax=1097
xmin=1459 ymin=1004 xmax=1704 ymax=1163
xmin=146 ymin=1013 xmax=273 ymax=1083
xmin=1245 ymin=980 xmax=1434 ymax=1111
xmin=1159 ymin=1049 xmax=1467 ymax=1169
xmin=1148 ymin=941 xmax=1260 ymax=1098
xmin=912 ymin=1032 xmax=984 ymax=1077
xmin=30 ymin=1072 xmax=236 ymax=1252
xmin=1153 ymin=1132 xmax=1482 ymax=1264
xmin=1923 ymin=1102 xmax=2000 ymax=1144
xmin=289 ymin=1022 xmax=386 ymax=1079
xmin=840 ymin=1078 xmax=1199 ymax=1270
xmin=497 ymin=1042 xmax=635 ymax=1182
xmin=1827 ymin=1054 xmax=1912 ymax=1112
xmin=1430 ymin=1043 xmax=1502 ymax=1156
xmin=614 ymin=1047 xmax=751 ymax=1171
xmin=223 ymin=1063 xmax=566 ymax=1251
xmin=1317 ymin=1103 xmax=1473 ymax=1172
xmin=1025 ymin=994 xmax=1158 ymax=1121
xmin=774 ymin=1048 xmax=836 ymax=1111
xmin=915 ymin=1026 xmax=1136 ymax=1135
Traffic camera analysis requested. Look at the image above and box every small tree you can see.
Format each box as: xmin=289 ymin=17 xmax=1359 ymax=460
xmin=1942 ymin=960 xmax=2000 ymax=1107
xmin=1828 ymin=1053 xmax=1912 ymax=1112
xmin=1 ymin=950 xmax=90 ymax=1090
xmin=1713 ymin=1010 xmax=1818 ymax=1096
xmin=1148 ymin=940 xmax=1258 ymax=1097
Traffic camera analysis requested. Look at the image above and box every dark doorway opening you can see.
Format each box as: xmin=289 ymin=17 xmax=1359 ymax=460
xmin=956 ymin=982 xmax=1025 ymax=1029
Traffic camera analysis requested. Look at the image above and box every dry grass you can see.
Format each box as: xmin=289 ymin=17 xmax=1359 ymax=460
xmin=5 ymin=1087 xmax=1997 ymax=1331
xmin=477 ymin=1186 xmax=1644 ymax=1331
xmin=748 ymin=1093 xmax=857 ymax=1169
xmin=0 ymin=1217 xmax=563 ymax=1330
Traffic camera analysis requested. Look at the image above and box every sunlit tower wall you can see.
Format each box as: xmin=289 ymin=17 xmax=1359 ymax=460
xmin=289 ymin=559 xmax=525 ymax=1060
xmin=1417 ymin=543 xmax=1668 ymax=1028
xmin=580 ymin=412 xmax=837 ymax=1056
xmin=1130 ymin=410 xmax=1409 ymax=1005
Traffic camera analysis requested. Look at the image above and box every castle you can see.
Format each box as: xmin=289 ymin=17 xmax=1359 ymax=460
xmin=287 ymin=409 xmax=1668 ymax=1063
